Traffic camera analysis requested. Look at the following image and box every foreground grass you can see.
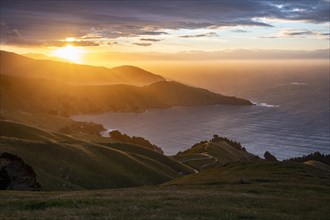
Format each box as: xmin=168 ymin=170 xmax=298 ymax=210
xmin=0 ymin=186 xmax=329 ymax=220
xmin=1 ymin=162 xmax=329 ymax=220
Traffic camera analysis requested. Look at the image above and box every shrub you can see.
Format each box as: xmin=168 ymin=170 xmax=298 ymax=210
xmin=284 ymin=151 xmax=330 ymax=165
xmin=211 ymin=135 xmax=246 ymax=152
xmin=264 ymin=151 xmax=278 ymax=161
xmin=110 ymin=130 xmax=164 ymax=154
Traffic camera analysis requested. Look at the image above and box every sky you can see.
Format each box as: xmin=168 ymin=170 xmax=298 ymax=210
xmin=0 ymin=0 xmax=329 ymax=66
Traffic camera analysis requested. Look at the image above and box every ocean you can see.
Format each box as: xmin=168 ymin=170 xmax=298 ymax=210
xmin=72 ymin=63 xmax=329 ymax=160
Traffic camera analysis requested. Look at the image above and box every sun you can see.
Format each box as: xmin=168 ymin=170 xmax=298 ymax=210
xmin=50 ymin=45 xmax=84 ymax=63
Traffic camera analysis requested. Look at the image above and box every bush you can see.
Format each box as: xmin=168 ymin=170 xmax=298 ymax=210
xmin=59 ymin=121 xmax=105 ymax=135
xmin=211 ymin=135 xmax=246 ymax=152
xmin=284 ymin=151 xmax=330 ymax=165
xmin=109 ymin=130 xmax=164 ymax=154
xmin=264 ymin=151 xmax=278 ymax=161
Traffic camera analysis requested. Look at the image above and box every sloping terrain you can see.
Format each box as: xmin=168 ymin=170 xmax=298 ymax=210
xmin=0 ymin=74 xmax=251 ymax=115
xmin=0 ymin=50 xmax=165 ymax=86
xmin=173 ymin=139 xmax=258 ymax=171
xmin=23 ymin=53 xmax=73 ymax=63
xmin=0 ymin=120 xmax=194 ymax=191
xmin=146 ymin=81 xmax=252 ymax=105
xmin=164 ymin=161 xmax=330 ymax=186
xmin=0 ymin=161 xmax=329 ymax=219
xmin=304 ymin=160 xmax=330 ymax=171
xmin=111 ymin=65 xmax=165 ymax=86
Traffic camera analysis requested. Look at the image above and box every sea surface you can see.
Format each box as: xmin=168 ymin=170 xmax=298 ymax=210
xmin=72 ymin=68 xmax=329 ymax=160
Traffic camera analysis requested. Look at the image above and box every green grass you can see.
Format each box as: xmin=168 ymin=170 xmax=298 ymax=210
xmin=174 ymin=141 xmax=258 ymax=170
xmin=164 ymin=161 xmax=330 ymax=186
xmin=1 ymin=159 xmax=329 ymax=219
xmin=1 ymin=161 xmax=329 ymax=220
xmin=1 ymin=121 xmax=329 ymax=219
xmin=0 ymin=120 xmax=194 ymax=191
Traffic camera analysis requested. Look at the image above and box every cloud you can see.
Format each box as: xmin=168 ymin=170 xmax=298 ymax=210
xmin=262 ymin=29 xmax=330 ymax=39
xmin=284 ymin=30 xmax=314 ymax=36
xmin=179 ymin=32 xmax=218 ymax=38
xmin=231 ymin=29 xmax=249 ymax=33
xmin=139 ymin=31 xmax=168 ymax=36
xmin=86 ymin=49 xmax=330 ymax=62
xmin=209 ymin=21 xmax=273 ymax=29
xmin=80 ymin=34 xmax=104 ymax=40
xmin=0 ymin=27 xmax=99 ymax=47
xmin=1 ymin=1 xmax=329 ymax=46
xmin=44 ymin=40 xmax=99 ymax=47
xmin=133 ymin=43 xmax=152 ymax=47
xmin=140 ymin=38 xmax=162 ymax=42
xmin=0 ymin=22 xmax=22 ymax=44
xmin=108 ymin=42 xmax=118 ymax=46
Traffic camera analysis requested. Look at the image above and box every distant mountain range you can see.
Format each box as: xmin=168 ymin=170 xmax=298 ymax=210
xmin=1 ymin=50 xmax=165 ymax=86
xmin=0 ymin=50 xmax=252 ymax=115
xmin=23 ymin=53 xmax=73 ymax=63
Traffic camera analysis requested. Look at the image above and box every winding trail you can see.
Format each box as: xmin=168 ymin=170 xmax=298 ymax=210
xmin=178 ymin=152 xmax=219 ymax=172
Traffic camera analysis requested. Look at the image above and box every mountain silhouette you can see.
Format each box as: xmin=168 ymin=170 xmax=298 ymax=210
xmin=0 ymin=50 xmax=165 ymax=86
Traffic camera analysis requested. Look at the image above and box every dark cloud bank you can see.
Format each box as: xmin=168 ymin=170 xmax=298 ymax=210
xmin=1 ymin=0 xmax=329 ymax=45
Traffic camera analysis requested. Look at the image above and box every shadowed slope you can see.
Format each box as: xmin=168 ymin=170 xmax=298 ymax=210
xmin=0 ymin=120 xmax=195 ymax=190
xmin=304 ymin=160 xmax=330 ymax=171
xmin=0 ymin=75 xmax=251 ymax=115
xmin=173 ymin=140 xmax=258 ymax=171
xmin=146 ymin=81 xmax=252 ymax=105
xmin=164 ymin=161 xmax=330 ymax=186
xmin=0 ymin=161 xmax=329 ymax=219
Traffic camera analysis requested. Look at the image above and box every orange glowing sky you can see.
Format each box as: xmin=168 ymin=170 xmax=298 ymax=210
xmin=1 ymin=1 xmax=329 ymax=67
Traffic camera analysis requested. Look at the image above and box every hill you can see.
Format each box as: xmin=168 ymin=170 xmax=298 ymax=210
xmin=23 ymin=53 xmax=73 ymax=63
xmin=0 ymin=50 xmax=252 ymax=115
xmin=0 ymin=120 xmax=195 ymax=190
xmin=0 ymin=74 xmax=252 ymax=115
xmin=0 ymin=161 xmax=329 ymax=219
xmin=145 ymin=81 xmax=252 ymax=105
xmin=0 ymin=50 xmax=165 ymax=86
xmin=304 ymin=160 xmax=330 ymax=171
xmin=285 ymin=151 xmax=330 ymax=165
xmin=164 ymin=161 xmax=330 ymax=186
xmin=110 ymin=65 xmax=166 ymax=86
xmin=172 ymin=135 xmax=258 ymax=171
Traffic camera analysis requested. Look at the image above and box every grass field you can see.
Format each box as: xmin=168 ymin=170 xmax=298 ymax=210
xmin=1 ymin=112 xmax=329 ymax=219
xmin=0 ymin=120 xmax=194 ymax=190
xmin=1 ymin=161 xmax=329 ymax=220
xmin=173 ymin=141 xmax=258 ymax=170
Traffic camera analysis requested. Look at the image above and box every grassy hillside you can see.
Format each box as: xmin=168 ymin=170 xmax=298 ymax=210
xmin=0 ymin=74 xmax=251 ymax=115
xmin=1 ymin=161 xmax=329 ymax=219
xmin=111 ymin=65 xmax=166 ymax=86
xmin=0 ymin=50 xmax=165 ymax=86
xmin=173 ymin=138 xmax=258 ymax=171
xmin=304 ymin=160 xmax=330 ymax=171
xmin=0 ymin=110 xmax=74 ymax=132
xmin=164 ymin=161 xmax=330 ymax=185
xmin=0 ymin=120 xmax=194 ymax=191
xmin=146 ymin=81 xmax=252 ymax=106
xmin=23 ymin=53 xmax=73 ymax=63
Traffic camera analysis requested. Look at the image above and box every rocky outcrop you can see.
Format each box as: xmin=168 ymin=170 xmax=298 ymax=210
xmin=0 ymin=152 xmax=41 ymax=191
